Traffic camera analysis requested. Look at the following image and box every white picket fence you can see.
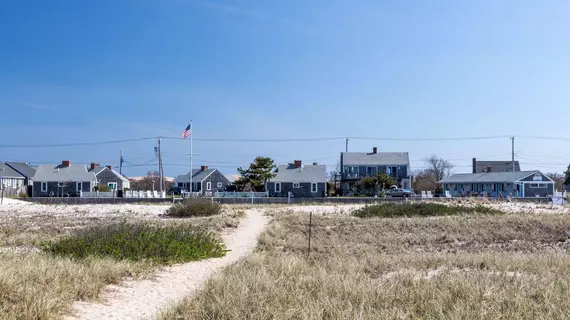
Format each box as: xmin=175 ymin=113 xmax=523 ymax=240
xmin=124 ymin=190 xmax=166 ymax=199
xmin=213 ymin=191 xmax=269 ymax=198
xmin=81 ymin=190 xmax=167 ymax=199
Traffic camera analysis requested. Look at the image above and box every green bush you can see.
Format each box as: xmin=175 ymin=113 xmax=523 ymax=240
xmin=41 ymin=222 xmax=227 ymax=264
xmin=166 ymin=199 xmax=222 ymax=218
xmin=353 ymin=203 xmax=503 ymax=218
xmin=96 ymin=185 xmax=111 ymax=192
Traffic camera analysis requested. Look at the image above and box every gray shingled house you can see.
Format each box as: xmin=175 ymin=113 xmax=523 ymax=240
xmin=439 ymin=170 xmax=554 ymax=198
xmin=5 ymin=162 xmax=36 ymax=187
xmin=0 ymin=162 xmax=26 ymax=193
xmin=88 ymin=163 xmax=131 ymax=191
xmin=174 ymin=166 xmax=231 ymax=194
xmin=266 ymin=161 xmax=327 ymax=198
xmin=32 ymin=161 xmax=98 ymax=197
xmin=472 ymin=158 xmax=521 ymax=173
xmin=340 ymin=147 xmax=411 ymax=195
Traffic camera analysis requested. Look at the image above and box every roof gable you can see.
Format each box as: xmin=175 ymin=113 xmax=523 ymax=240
xmin=175 ymin=168 xmax=218 ymax=182
xmin=5 ymin=162 xmax=36 ymax=178
xmin=0 ymin=163 xmax=25 ymax=179
xmin=90 ymin=166 xmax=130 ymax=182
xmin=342 ymin=152 xmax=409 ymax=166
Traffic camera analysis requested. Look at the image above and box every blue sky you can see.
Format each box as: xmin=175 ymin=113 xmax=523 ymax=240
xmin=1 ymin=0 xmax=569 ymax=177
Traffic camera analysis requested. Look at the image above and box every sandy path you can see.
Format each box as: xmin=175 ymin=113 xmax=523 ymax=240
xmin=65 ymin=209 xmax=268 ymax=320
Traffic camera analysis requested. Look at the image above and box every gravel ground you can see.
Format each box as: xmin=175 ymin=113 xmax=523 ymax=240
xmin=64 ymin=208 xmax=269 ymax=320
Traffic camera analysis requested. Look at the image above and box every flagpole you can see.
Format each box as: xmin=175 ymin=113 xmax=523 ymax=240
xmin=190 ymin=120 xmax=193 ymax=196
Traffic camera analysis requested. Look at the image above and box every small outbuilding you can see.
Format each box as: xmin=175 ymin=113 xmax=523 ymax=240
xmin=439 ymin=170 xmax=555 ymax=198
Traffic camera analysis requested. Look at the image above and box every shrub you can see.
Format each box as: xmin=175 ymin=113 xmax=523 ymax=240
xmin=96 ymin=185 xmax=111 ymax=192
xmin=17 ymin=191 xmax=29 ymax=198
xmin=353 ymin=202 xmax=503 ymax=218
xmin=166 ymin=199 xmax=222 ymax=218
xmin=41 ymin=222 xmax=227 ymax=264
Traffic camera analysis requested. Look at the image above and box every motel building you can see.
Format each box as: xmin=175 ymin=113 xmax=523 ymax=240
xmin=439 ymin=171 xmax=555 ymax=198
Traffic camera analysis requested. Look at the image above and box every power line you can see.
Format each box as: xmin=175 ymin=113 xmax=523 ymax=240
xmin=0 ymin=137 xmax=157 ymax=148
xmin=4 ymin=134 xmax=570 ymax=149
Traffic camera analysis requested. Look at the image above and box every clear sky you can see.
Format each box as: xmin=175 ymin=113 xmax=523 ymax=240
xmin=1 ymin=0 xmax=569 ymax=177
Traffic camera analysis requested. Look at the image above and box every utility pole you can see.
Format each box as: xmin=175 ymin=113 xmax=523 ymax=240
xmin=345 ymin=138 xmax=349 ymax=152
xmin=119 ymin=150 xmax=124 ymax=175
xmin=158 ymin=137 xmax=164 ymax=194
xmin=511 ymin=136 xmax=515 ymax=172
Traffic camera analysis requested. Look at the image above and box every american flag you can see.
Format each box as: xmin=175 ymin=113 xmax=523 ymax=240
xmin=182 ymin=123 xmax=192 ymax=139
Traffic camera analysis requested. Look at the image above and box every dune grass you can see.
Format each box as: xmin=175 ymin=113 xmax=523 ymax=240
xmin=0 ymin=206 xmax=248 ymax=320
xmin=42 ymin=222 xmax=227 ymax=264
xmin=161 ymin=211 xmax=570 ymax=320
xmin=353 ymin=202 xmax=504 ymax=218
xmin=0 ymin=253 xmax=151 ymax=320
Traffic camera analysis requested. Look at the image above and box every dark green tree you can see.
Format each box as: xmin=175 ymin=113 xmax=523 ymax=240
xmin=237 ymin=157 xmax=277 ymax=192
xmin=356 ymin=173 xmax=397 ymax=196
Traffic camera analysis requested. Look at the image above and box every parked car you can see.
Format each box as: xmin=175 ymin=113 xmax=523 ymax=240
xmin=387 ymin=188 xmax=415 ymax=198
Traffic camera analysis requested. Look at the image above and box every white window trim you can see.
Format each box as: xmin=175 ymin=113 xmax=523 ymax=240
xmin=293 ymin=182 xmax=300 ymax=188
xmin=76 ymin=182 xmax=82 ymax=192
xmin=275 ymin=182 xmax=281 ymax=193
xmin=206 ymin=182 xmax=211 ymax=191
xmin=311 ymin=182 xmax=318 ymax=193
xmin=41 ymin=182 xmax=48 ymax=192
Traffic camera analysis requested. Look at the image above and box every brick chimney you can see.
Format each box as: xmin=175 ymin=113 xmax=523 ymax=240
xmin=90 ymin=163 xmax=100 ymax=170
xmin=201 ymin=165 xmax=209 ymax=171
xmin=472 ymin=158 xmax=477 ymax=173
xmin=487 ymin=166 xmax=492 ymax=173
xmin=372 ymin=147 xmax=378 ymax=154
xmin=62 ymin=160 xmax=71 ymax=168
xmin=294 ymin=160 xmax=302 ymax=168
xmin=106 ymin=165 xmax=112 ymax=170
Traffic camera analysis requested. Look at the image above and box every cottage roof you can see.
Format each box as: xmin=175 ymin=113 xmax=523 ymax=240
xmin=175 ymin=169 xmax=217 ymax=183
xmin=271 ymin=164 xmax=327 ymax=183
xmin=439 ymin=171 xmax=546 ymax=184
xmin=341 ymin=152 xmax=409 ymax=166
xmin=5 ymin=162 xmax=36 ymax=178
xmin=0 ymin=163 xmax=25 ymax=179
xmin=32 ymin=164 xmax=97 ymax=182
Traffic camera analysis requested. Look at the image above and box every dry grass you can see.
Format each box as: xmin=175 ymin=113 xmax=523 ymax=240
xmin=0 ymin=253 xmax=151 ymax=320
xmin=0 ymin=207 xmax=247 ymax=320
xmin=162 ymin=211 xmax=570 ymax=320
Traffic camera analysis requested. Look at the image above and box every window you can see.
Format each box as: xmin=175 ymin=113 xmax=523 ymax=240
xmin=530 ymin=183 xmax=539 ymax=188
xmin=108 ymin=182 xmax=117 ymax=190
xmin=178 ymin=183 xmax=184 ymax=188
xmin=275 ymin=182 xmax=281 ymax=193
xmin=206 ymin=182 xmax=211 ymax=191
xmin=41 ymin=182 xmax=48 ymax=192
xmin=76 ymin=182 xmax=82 ymax=192
xmin=366 ymin=167 xmax=378 ymax=176
xmin=311 ymin=183 xmax=318 ymax=193
xmin=293 ymin=182 xmax=300 ymax=188
xmin=193 ymin=182 xmax=199 ymax=191
xmin=217 ymin=182 xmax=223 ymax=188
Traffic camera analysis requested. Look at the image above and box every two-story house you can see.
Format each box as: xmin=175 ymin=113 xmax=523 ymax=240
xmin=340 ymin=147 xmax=411 ymax=195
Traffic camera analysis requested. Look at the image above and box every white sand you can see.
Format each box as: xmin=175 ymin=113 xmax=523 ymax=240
xmin=0 ymin=198 xmax=169 ymax=217
xmin=65 ymin=208 xmax=268 ymax=320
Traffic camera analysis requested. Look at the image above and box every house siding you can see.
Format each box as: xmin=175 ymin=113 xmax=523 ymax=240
xmin=95 ymin=169 xmax=128 ymax=190
xmin=33 ymin=181 xmax=92 ymax=197
xmin=340 ymin=165 xmax=408 ymax=195
xmin=444 ymin=182 xmax=519 ymax=198
xmin=202 ymin=170 xmax=231 ymax=194
xmin=267 ymin=182 xmax=327 ymax=198
xmin=523 ymin=183 xmax=555 ymax=198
